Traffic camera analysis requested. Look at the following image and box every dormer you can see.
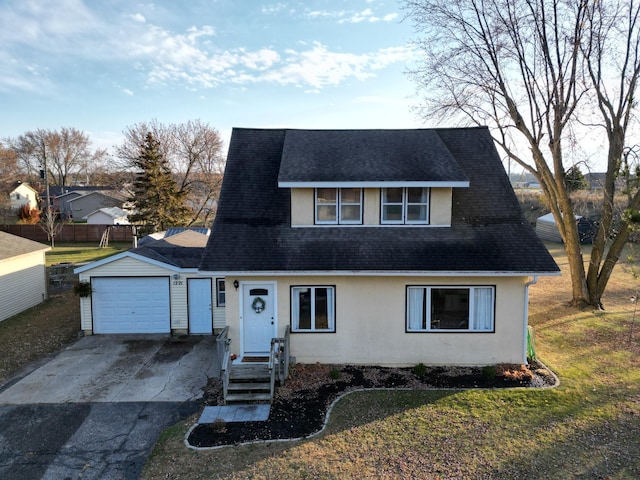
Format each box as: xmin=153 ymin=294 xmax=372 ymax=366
xmin=277 ymin=129 xmax=469 ymax=227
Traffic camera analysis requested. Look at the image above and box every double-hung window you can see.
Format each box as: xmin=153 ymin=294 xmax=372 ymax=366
xmin=315 ymin=188 xmax=362 ymax=224
xmin=406 ymin=286 xmax=495 ymax=332
xmin=291 ymin=286 xmax=336 ymax=332
xmin=381 ymin=187 xmax=429 ymax=224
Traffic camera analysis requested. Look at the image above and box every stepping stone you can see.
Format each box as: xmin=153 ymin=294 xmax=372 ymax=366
xmin=198 ymin=404 xmax=271 ymax=424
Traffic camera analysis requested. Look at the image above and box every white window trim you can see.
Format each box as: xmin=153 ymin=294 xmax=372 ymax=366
xmin=291 ymin=285 xmax=336 ymax=332
xmin=406 ymin=285 xmax=495 ymax=332
xmin=216 ymin=278 xmax=226 ymax=307
xmin=315 ymin=188 xmax=363 ymax=225
xmin=381 ymin=187 xmax=430 ymax=225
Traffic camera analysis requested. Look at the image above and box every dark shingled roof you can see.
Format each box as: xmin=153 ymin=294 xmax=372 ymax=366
xmin=200 ymin=127 xmax=559 ymax=274
xmin=132 ymin=230 xmax=208 ymax=268
xmin=278 ymin=129 xmax=468 ymax=184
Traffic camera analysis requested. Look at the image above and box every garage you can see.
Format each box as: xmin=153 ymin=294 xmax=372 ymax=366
xmin=92 ymin=277 xmax=170 ymax=334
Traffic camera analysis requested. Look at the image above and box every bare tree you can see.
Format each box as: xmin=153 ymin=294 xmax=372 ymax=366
xmin=6 ymin=128 xmax=103 ymax=186
xmin=582 ymin=0 xmax=640 ymax=308
xmin=405 ymin=0 xmax=640 ymax=307
xmin=116 ymin=119 xmax=225 ymax=226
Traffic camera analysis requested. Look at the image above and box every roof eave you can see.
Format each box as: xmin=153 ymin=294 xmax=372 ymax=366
xmin=278 ymin=181 xmax=470 ymax=188
xmin=197 ymin=269 xmax=560 ymax=277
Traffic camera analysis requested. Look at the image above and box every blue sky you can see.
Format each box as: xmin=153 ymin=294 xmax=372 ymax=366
xmin=0 ymin=0 xmax=424 ymax=154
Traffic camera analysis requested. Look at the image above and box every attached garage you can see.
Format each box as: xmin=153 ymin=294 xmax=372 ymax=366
xmin=75 ymin=230 xmax=224 ymax=335
xmin=92 ymin=277 xmax=170 ymax=333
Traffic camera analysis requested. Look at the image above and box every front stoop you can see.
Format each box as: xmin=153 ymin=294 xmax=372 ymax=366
xmin=225 ymin=363 xmax=271 ymax=404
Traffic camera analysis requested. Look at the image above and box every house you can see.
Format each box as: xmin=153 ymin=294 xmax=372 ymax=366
xmin=9 ymin=182 xmax=39 ymax=212
xmin=198 ymin=127 xmax=560 ymax=366
xmin=66 ymin=191 xmax=125 ymax=222
xmin=0 ymin=232 xmax=50 ymax=322
xmin=84 ymin=207 xmax=130 ymax=225
xmin=74 ymin=229 xmax=223 ymax=335
xmin=39 ymin=186 xmax=126 ymax=221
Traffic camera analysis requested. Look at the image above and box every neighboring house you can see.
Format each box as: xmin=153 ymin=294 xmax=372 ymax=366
xmin=9 ymin=182 xmax=39 ymax=212
xmin=137 ymin=227 xmax=211 ymax=247
xmin=54 ymin=190 xmax=85 ymax=220
xmin=66 ymin=191 xmax=124 ymax=222
xmin=0 ymin=232 xmax=50 ymax=322
xmin=198 ymin=127 xmax=560 ymax=366
xmin=75 ymin=230 xmax=223 ymax=335
xmin=84 ymin=207 xmax=131 ymax=225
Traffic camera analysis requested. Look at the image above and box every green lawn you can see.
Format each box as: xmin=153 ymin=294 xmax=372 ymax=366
xmin=46 ymin=242 xmax=131 ymax=266
xmin=141 ymin=245 xmax=640 ymax=480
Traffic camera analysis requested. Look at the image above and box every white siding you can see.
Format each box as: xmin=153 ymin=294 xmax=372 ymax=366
xmin=78 ymin=255 xmax=216 ymax=334
xmin=0 ymin=252 xmax=48 ymax=322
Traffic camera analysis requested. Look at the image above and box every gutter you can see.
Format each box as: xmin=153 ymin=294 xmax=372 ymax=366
xmin=523 ymin=276 xmax=538 ymax=365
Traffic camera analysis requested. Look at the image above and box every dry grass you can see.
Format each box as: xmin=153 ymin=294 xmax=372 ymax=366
xmin=0 ymin=290 xmax=80 ymax=383
xmin=141 ymin=244 xmax=640 ymax=480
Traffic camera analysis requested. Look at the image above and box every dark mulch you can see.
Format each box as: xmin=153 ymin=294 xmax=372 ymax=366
xmin=188 ymin=362 xmax=556 ymax=449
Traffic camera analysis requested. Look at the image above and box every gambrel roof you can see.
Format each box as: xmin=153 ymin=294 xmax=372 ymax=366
xmin=200 ymin=127 xmax=559 ymax=275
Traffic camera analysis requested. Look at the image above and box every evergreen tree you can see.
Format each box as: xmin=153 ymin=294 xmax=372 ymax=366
xmin=128 ymin=133 xmax=191 ymax=235
xmin=565 ymin=166 xmax=588 ymax=192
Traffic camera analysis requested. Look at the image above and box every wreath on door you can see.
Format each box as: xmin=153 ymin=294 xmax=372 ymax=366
xmin=251 ymin=297 xmax=266 ymax=314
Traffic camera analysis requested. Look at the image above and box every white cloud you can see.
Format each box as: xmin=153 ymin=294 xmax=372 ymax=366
xmin=338 ymin=8 xmax=398 ymax=24
xmin=129 ymin=13 xmax=146 ymax=23
xmin=0 ymin=0 xmax=412 ymax=94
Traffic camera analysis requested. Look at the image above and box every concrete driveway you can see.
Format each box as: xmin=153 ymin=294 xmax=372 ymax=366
xmin=0 ymin=335 xmax=216 ymax=480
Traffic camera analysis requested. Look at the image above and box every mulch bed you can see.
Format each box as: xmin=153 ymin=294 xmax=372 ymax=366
xmin=187 ymin=362 xmax=556 ymax=449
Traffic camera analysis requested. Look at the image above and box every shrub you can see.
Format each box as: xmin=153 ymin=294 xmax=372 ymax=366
xmin=329 ymin=368 xmax=341 ymax=380
xmin=413 ymin=362 xmax=427 ymax=378
xmin=17 ymin=204 xmax=40 ymax=224
xmin=482 ymin=365 xmax=497 ymax=379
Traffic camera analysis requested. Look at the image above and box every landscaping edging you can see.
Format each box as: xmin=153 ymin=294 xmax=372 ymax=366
xmin=185 ymin=361 xmax=559 ymax=451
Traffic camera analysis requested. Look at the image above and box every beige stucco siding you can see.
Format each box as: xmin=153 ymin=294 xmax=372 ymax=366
xmin=290 ymin=187 xmax=452 ymax=226
xmin=223 ymin=275 xmax=529 ymax=366
xmin=78 ymin=256 xmax=216 ymax=334
xmin=430 ymin=188 xmax=452 ymax=226
xmin=290 ymin=188 xmax=314 ymax=225
xmin=0 ymin=251 xmax=48 ymax=322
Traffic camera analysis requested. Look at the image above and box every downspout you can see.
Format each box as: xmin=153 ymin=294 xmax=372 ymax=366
xmin=523 ymin=276 xmax=538 ymax=365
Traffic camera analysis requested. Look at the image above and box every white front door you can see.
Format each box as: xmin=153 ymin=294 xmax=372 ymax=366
xmin=188 ymin=278 xmax=213 ymax=334
xmin=242 ymin=283 xmax=276 ymax=355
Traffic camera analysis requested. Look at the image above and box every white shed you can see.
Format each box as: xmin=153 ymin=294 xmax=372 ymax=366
xmin=74 ymin=230 xmax=224 ymax=335
xmin=0 ymin=232 xmax=50 ymax=322
xmin=84 ymin=207 xmax=130 ymax=225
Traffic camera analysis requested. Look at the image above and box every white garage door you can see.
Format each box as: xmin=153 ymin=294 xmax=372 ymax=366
xmin=92 ymin=277 xmax=170 ymax=334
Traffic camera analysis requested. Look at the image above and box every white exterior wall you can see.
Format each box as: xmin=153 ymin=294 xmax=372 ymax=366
xmin=0 ymin=251 xmax=48 ymax=322
xmin=86 ymin=211 xmax=129 ymax=225
xmin=10 ymin=184 xmax=39 ymax=211
xmin=223 ymin=275 xmax=529 ymax=366
xmin=78 ymin=256 xmax=216 ymax=334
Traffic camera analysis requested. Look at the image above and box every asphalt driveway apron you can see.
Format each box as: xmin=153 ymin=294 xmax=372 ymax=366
xmin=0 ymin=335 xmax=215 ymax=480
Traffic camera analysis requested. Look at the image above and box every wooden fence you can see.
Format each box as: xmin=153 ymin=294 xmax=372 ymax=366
xmin=1 ymin=224 xmax=134 ymax=243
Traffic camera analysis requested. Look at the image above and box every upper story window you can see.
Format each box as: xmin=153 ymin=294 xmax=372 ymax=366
xmin=315 ymin=188 xmax=362 ymax=225
xmin=381 ymin=187 xmax=429 ymax=224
